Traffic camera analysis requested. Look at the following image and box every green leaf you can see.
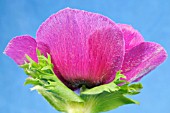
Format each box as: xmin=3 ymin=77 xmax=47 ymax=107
xmin=21 ymin=50 xmax=84 ymax=111
xmin=127 ymin=83 xmax=143 ymax=95
xmin=32 ymin=85 xmax=66 ymax=112
xmin=81 ymin=87 xmax=140 ymax=113
xmin=81 ymin=82 xmax=119 ymax=95
xmin=41 ymin=66 xmax=52 ymax=71
xmin=114 ymin=71 xmax=126 ymax=81
xmin=24 ymin=77 xmax=41 ymax=86
xmin=83 ymin=91 xmax=138 ymax=113
xmin=25 ymin=55 xmax=35 ymax=63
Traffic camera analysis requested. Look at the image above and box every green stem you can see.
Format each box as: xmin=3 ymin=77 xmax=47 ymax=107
xmin=66 ymin=103 xmax=91 ymax=113
xmin=66 ymin=97 xmax=96 ymax=113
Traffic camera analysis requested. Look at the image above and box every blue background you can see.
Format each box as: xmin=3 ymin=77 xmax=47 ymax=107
xmin=0 ymin=0 xmax=170 ymax=113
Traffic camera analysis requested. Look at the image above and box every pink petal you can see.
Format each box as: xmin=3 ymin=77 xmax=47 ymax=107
xmin=4 ymin=35 xmax=38 ymax=65
xmin=121 ymin=42 xmax=167 ymax=82
xmin=88 ymin=27 xmax=124 ymax=85
xmin=36 ymin=8 xmax=124 ymax=87
xmin=118 ymin=24 xmax=144 ymax=51
xmin=37 ymin=42 xmax=50 ymax=57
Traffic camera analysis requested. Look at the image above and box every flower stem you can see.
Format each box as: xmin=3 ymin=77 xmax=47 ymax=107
xmin=66 ymin=103 xmax=92 ymax=113
xmin=66 ymin=97 xmax=96 ymax=113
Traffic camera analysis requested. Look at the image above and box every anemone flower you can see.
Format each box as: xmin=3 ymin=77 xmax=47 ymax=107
xmin=4 ymin=8 xmax=167 ymax=113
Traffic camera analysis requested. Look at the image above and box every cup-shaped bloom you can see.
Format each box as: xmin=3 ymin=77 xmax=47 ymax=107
xmin=4 ymin=8 xmax=167 ymax=89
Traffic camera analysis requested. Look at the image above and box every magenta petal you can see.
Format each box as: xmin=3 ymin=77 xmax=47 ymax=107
xmin=4 ymin=35 xmax=37 ymax=65
xmin=36 ymin=8 xmax=124 ymax=87
xmin=118 ymin=24 xmax=144 ymax=51
xmin=88 ymin=27 xmax=124 ymax=85
xmin=121 ymin=42 xmax=167 ymax=82
xmin=37 ymin=42 xmax=50 ymax=57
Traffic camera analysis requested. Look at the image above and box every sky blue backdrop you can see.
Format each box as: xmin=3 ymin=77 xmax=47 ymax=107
xmin=0 ymin=0 xmax=170 ymax=113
